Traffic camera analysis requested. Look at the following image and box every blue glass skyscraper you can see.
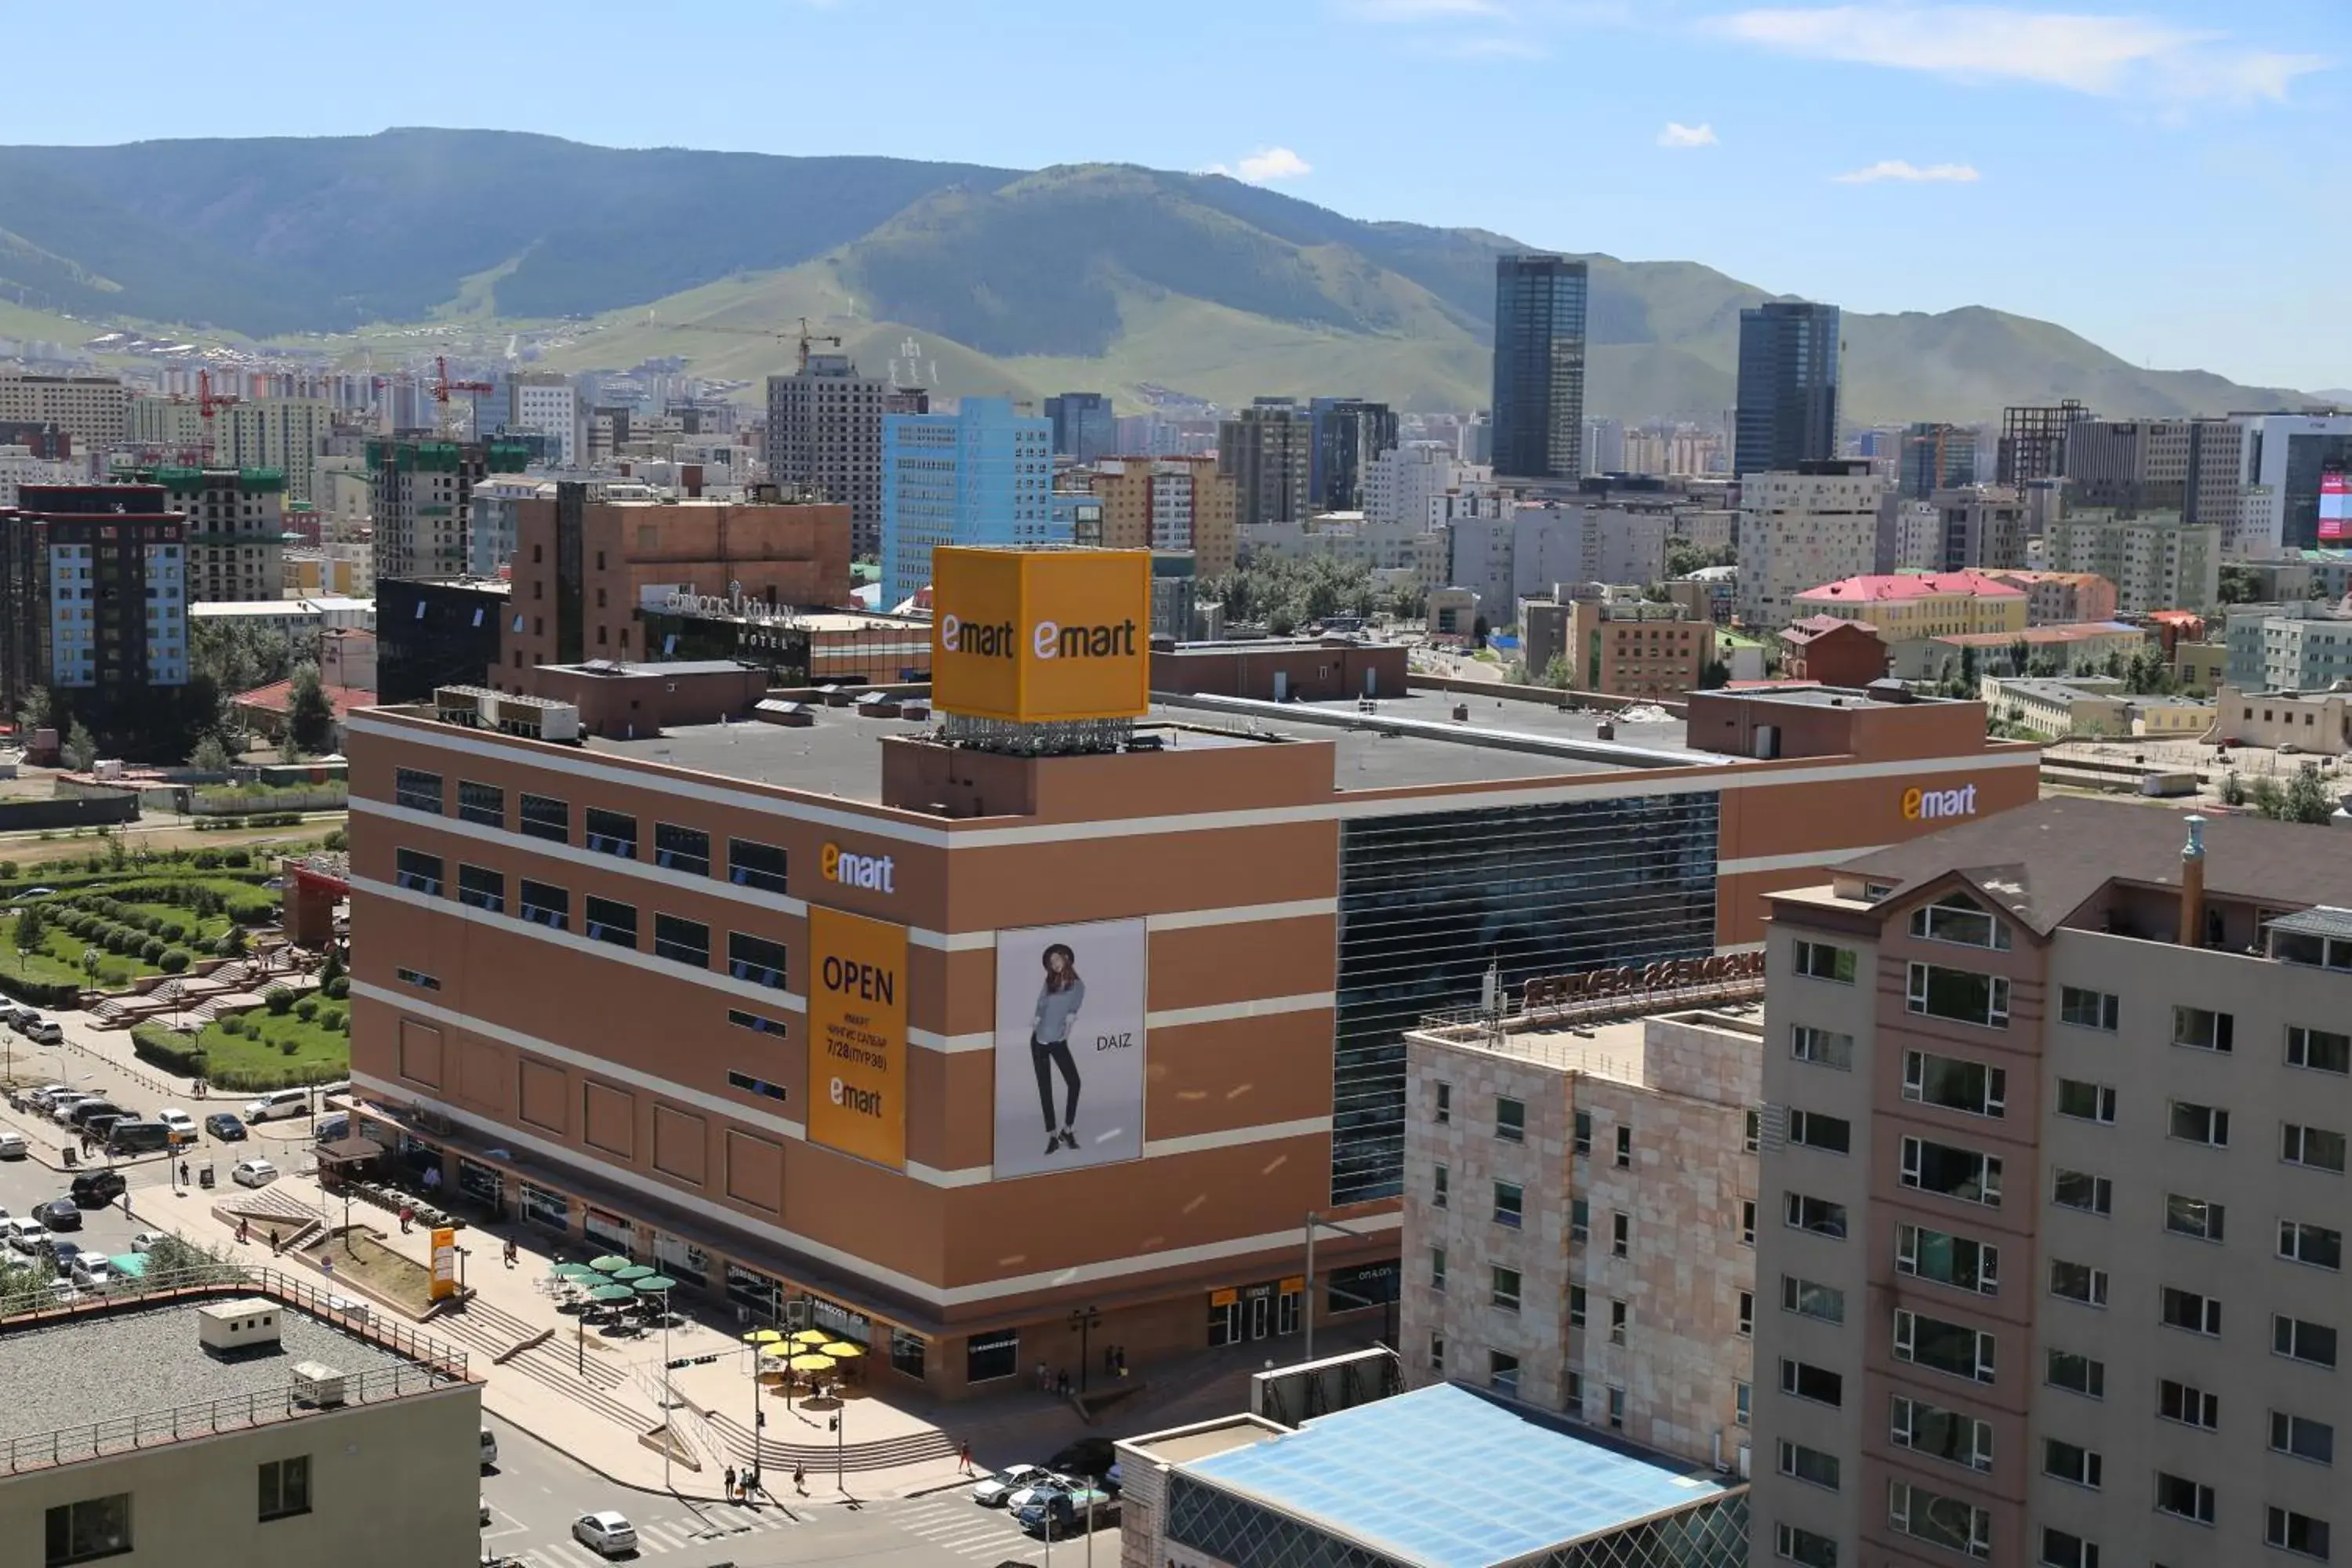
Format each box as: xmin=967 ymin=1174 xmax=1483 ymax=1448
xmin=1489 ymin=254 xmax=1588 ymax=481
xmin=1733 ymin=301 xmax=1842 ymax=478
xmin=881 ymin=397 xmax=1060 ymax=608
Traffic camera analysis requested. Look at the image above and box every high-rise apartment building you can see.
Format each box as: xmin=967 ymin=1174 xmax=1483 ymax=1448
xmin=1088 ymin=456 xmax=1239 ymax=577
xmin=1365 ymin=441 xmax=1479 ymax=528
xmin=880 ymin=397 xmax=1058 ymax=608
xmin=1737 ymin=462 xmax=1887 ymax=627
xmin=2230 ymin=412 xmax=2352 ymax=557
xmin=1043 ymin=392 xmax=1114 ymax=465
xmin=1900 ymin=423 xmax=1978 ymax=500
xmin=2061 ymin=417 xmax=2245 ymax=532
xmin=1308 ymin=397 xmax=1400 ymax=511
xmin=369 ymin=438 xmax=531 ymax=581
xmin=764 ymin=354 xmax=913 ymax=557
xmin=1733 ymin=302 xmax=1841 ymax=479
xmin=2046 ymin=509 xmax=2221 ymax=615
xmin=0 ymin=372 xmax=130 ymax=449
xmin=1911 ymin=485 xmax=2028 ymax=574
xmin=1490 ymin=254 xmax=1588 ymax=481
xmin=505 ymin=372 xmax=583 ymax=468
xmin=1996 ymin=400 xmax=2090 ymax=487
xmin=1216 ymin=399 xmax=1313 ymax=528
xmin=127 ymin=396 xmax=339 ymax=505
xmin=0 ymin=484 xmax=187 ymax=714
xmin=128 ymin=465 xmax=287 ymax=602
xmin=1753 ymin=800 xmax=2352 ymax=1568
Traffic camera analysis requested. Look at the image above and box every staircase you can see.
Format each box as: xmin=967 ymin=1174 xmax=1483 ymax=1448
xmin=706 ymin=1408 xmax=959 ymax=1474
xmin=435 ymin=1294 xmax=652 ymax=1434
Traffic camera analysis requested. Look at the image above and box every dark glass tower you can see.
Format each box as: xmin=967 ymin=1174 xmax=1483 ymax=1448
xmin=1733 ymin=300 xmax=1842 ymax=478
xmin=1489 ymin=254 xmax=1588 ymax=480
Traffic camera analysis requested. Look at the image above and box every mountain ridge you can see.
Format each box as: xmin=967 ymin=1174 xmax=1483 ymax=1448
xmin=0 ymin=129 xmax=2310 ymax=421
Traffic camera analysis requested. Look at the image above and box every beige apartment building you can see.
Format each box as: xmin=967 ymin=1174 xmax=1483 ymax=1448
xmin=1400 ymin=960 xmax=1765 ymax=1468
xmin=1088 ymin=455 xmax=1238 ymax=576
xmin=1737 ymin=463 xmax=1887 ymax=628
xmin=0 ymin=1288 xmax=481 ymax=1568
xmin=1753 ymin=798 xmax=2352 ymax=1568
xmin=0 ymin=372 xmax=129 ymax=448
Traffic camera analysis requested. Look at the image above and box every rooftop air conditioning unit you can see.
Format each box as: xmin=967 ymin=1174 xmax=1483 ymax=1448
xmin=291 ymin=1362 xmax=347 ymax=1408
xmin=197 ymin=1298 xmax=282 ymax=1352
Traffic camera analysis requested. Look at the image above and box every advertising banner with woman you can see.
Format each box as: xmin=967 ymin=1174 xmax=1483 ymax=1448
xmin=992 ymin=917 xmax=1147 ymax=1178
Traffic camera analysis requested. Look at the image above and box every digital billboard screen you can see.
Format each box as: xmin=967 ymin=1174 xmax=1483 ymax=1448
xmin=2322 ymin=470 xmax=2352 ymax=543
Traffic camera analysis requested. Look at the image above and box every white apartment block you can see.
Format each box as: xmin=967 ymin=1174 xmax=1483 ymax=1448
xmin=0 ymin=372 xmax=130 ymax=447
xmin=2046 ymin=510 xmax=2221 ymax=615
xmin=0 ymin=444 xmax=74 ymax=508
xmin=1445 ymin=505 xmax=1669 ymax=615
xmin=1738 ymin=466 xmax=1887 ymax=627
xmin=508 ymin=376 xmax=583 ymax=467
xmin=1367 ymin=441 xmax=1481 ymax=526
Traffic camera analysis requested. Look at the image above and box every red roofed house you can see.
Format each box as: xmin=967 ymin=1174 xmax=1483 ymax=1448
xmin=1779 ymin=615 xmax=1892 ymax=688
xmin=232 ymin=677 xmax=372 ymax=753
xmin=1790 ymin=572 xmax=2028 ymax=641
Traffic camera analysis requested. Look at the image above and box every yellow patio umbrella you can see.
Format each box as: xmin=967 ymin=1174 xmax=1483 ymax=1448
xmin=758 ymin=1342 xmax=796 ymax=1360
xmin=788 ymin=1352 xmax=837 ymax=1373
xmin=820 ymin=1341 xmax=864 ymax=1359
xmin=742 ymin=1329 xmax=785 ymax=1346
xmin=789 ymin=1328 xmax=831 ymax=1346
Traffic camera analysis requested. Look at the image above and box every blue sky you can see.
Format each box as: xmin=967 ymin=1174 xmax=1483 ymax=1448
xmin=13 ymin=0 xmax=2347 ymax=390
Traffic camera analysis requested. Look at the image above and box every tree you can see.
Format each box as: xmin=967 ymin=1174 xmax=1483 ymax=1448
xmin=286 ymin=662 xmax=335 ymax=756
xmin=1698 ymin=659 xmax=1732 ymax=690
xmin=2283 ymin=765 xmax=2338 ymax=826
xmin=13 ymin=902 xmax=45 ymax=971
xmin=188 ymin=734 xmax=233 ymax=774
xmin=1665 ymin=541 xmax=1736 ymax=579
xmin=2252 ymin=775 xmax=2286 ymax=819
xmin=2221 ymin=771 xmax=2246 ymax=807
xmin=2005 ymin=638 xmax=2031 ymax=677
xmin=2217 ymin=564 xmax=2262 ymax=605
xmin=1540 ymin=654 xmax=1573 ymax=689
xmin=61 ymin=720 xmax=97 ymax=773
xmin=13 ymin=686 xmax=53 ymax=738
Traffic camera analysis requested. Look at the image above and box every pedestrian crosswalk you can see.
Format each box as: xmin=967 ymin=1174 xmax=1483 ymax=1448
xmin=510 ymin=1504 xmax=800 ymax=1566
xmin=887 ymin=1497 xmax=1070 ymax=1559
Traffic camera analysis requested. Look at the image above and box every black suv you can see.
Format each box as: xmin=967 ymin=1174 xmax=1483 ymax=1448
xmin=69 ymin=1169 xmax=127 ymax=1207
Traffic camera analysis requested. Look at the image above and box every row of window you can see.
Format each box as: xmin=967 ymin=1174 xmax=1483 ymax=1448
xmin=47 ymin=1460 xmax=309 ymax=1566
xmin=1778 ymin=1494 xmax=2330 ymax=1566
xmin=391 ymin=769 xmax=793 ymax=895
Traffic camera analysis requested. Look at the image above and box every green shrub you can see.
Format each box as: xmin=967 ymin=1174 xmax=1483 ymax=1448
xmin=103 ymin=929 xmax=132 ymax=955
xmin=158 ymin=949 xmax=191 ymax=975
xmin=0 ymin=861 xmax=15 ymax=880
xmin=322 ymin=829 xmax=348 ymax=851
xmin=223 ymin=849 xmax=252 ymax=869
xmin=266 ymin=990 xmax=293 ymax=1015
xmin=279 ymin=1040 xmax=299 ymax=1057
xmin=131 ymin=1026 xmax=205 ymax=1076
xmin=295 ymin=996 xmax=319 ymax=1022
xmin=140 ymin=938 xmax=165 ymax=964
xmin=192 ymin=850 xmax=222 ymax=870
xmin=325 ymin=1008 xmax=347 ymax=1032
xmin=214 ymin=933 xmax=243 ymax=959
xmin=216 ymin=1015 xmax=244 ymax=1037
xmin=324 ymin=975 xmax=350 ymax=1000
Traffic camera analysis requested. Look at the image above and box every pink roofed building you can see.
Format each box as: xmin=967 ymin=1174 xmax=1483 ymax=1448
xmin=1789 ymin=571 xmax=2027 ymax=640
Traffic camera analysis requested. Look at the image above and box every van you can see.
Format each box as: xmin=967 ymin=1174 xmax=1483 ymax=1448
xmin=480 ymin=1427 xmax=499 ymax=1471
xmin=243 ymin=1088 xmax=313 ymax=1124
xmin=106 ymin=1121 xmax=170 ymax=1156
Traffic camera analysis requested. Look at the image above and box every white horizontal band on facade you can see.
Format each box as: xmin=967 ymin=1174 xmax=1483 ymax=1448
xmin=347 ymin=1067 xmax=1385 ymax=1310
xmin=1147 ymin=898 xmax=1338 ymax=931
xmin=1716 ymin=846 xmax=1891 ymax=877
xmin=349 ymin=710 xmax=2036 ymax=850
xmin=1146 ymin=993 xmax=1336 ymax=1030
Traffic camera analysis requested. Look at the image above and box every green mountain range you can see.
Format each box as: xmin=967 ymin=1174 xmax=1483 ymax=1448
xmin=0 ymin=129 xmax=2308 ymax=420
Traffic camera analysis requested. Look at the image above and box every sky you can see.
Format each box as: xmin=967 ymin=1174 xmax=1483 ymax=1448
xmin=9 ymin=0 xmax=2347 ymax=390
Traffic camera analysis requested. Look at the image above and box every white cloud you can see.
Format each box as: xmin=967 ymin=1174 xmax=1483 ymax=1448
xmin=1713 ymin=5 xmax=2322 ymax=103
xmin=1657 ymin=121 xmax=1719 ymax=147
xmin=1832 ymin=159 xmax=1982 ymax=183
xmin=1230 ymin=147 xmax=1314 ymax=183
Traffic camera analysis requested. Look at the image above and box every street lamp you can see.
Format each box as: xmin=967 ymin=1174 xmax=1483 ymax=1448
xmin=1302 ymin=1210 xmax=1374 ymax=1364
xmin=1069 ymin=1305 xmax=1102 ymax=1395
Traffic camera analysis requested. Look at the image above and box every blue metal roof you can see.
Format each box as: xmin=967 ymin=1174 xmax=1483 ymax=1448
xmin=1182 ymin=1384 xmax=1728 ymax=1568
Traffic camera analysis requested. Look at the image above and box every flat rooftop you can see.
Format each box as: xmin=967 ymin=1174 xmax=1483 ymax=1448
xmin=1416 ymin=1003 xmax=1765 ymax=1081
xmin=0 ymin=1298 xmax=430 ymax=1442
xmin=1182 ymin=1384 xmax=1730 ymax=1568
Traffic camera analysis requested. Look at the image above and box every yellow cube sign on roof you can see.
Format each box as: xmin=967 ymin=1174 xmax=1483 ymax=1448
xmin=931 ymin=547 xmax=1151 ymax=724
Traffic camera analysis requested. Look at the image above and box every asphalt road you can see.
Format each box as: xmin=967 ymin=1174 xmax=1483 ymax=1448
xmin=481 ymin=1413 xmax=1105 ymax=1568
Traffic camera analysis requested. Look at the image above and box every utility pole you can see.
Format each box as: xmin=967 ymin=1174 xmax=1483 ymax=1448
xmin=1303 ymin=1211 xmax=1372 ymax=1364
xmin=1069 ymin=1305 xmax=1101 ymax=1395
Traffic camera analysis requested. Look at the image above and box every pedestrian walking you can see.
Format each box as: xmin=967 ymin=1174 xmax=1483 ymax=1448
xmin=268 ymin=1227 xmax=281 ymax=1255
xmin=321 ymin=1255 xmax=335 ymax=1283
xmin=236 ymin=1217 xmax=250 ymax=1245
xmin=724 ymin=1465 xmax=737 ymax=1503
xmin=503 ymin=1236 xmax=518 ymax=1269
xmin=959 ymin=1440 xmax=975 ymax=1475
xmin=793 ymin=1462 xmax=806 ymax=1497
xmin=178 ymin=1160 xmax=191 ymax=1188
xmin=398 ymin=1203 xmax=413 ymax=1235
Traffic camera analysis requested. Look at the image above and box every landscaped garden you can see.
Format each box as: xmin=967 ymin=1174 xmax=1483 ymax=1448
xmin=131 ymin=978 xmax=351 ymax=1091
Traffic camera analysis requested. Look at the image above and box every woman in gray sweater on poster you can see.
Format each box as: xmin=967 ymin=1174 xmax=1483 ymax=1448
xmin=1031 ymin=944 xmax=1086 ymax=1156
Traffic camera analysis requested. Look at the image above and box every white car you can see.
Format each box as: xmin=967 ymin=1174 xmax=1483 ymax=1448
xmin=973 ymin=1463 xmax=1054 ymax=1507
xmin=70 ymin=1256 xmax=118 ymax=1290
xmin=156 ymin=1109 xmax=196 ymax=1140
xmin=26 ymin=1022 xmax=61 ymax=1045
xmin=230 ymin=1159 xmax=279 ymax=1188
xmin=0 ymin=1131 xmax=25 ymax=1160
xmin=1004 ymin=1475 xmax=1080 ymax=1514
xmin=571 ymin=1512 xmax=638 ymax=1556
xmin=45 ymin=1279 xmax=79 ymax=1307
xmin=129 ymin=1231 xmax=169 ymax=1253
xmin=4 ymin=1220 xmax=51 ymax=1254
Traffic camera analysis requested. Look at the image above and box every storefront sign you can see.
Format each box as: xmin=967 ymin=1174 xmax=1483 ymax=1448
xmin=821 ymin=843 xmax=895 ymax=894
xmin=808 ymin=907 xmax=909 ymax=1170
xmin=1903 ymin=783 xmax=1980 ymax=822
xmin=1326 ymin=1261 xmax=1399 ymax=1312
xmin=1209 ymin=1288 xmax=1239 ymax=1308
xmin=430 ymin=1227 xmax=458 ymax=1300
xmin=931 ymin=546 xmax=1151 ymax=723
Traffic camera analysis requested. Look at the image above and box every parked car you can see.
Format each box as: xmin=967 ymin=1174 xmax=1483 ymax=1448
xmin=9 ymin=1011 xmax=42 ymax=1036
xmin=155 ymin=1109 xmax=198 ymax=1145
xmin=25 ymin=1020 xmax=61 ymax=1045
xmin=69 ymin=1170 xmax=126 ymax=1207
xmin=314 ymin=1114 xmax=349 ymax=1142
xmin=570 ymin=1512 xmax=638 ymax=1557
xmin=23 ymin=887 xmax=53 ymax=898
xmin=23 ymin=1083 xmax=67 ymax=1109
xmin=230 ymin=1159 xmax=279 ymax=1188
xmin=1003 ymin=1475 xmax=1080 ymax=1515
xmin=2 ymin=1218 xmax=50 ymax=1253
xmin=69 ymin=1255 xmax=119 ymax=1291
xmin=66 ymin=1100 xmax=127 ymax=1132
xmin=1048 ymin=1437 xmax=1118 ymax=1480
xmin=0 ymin=1131 xmax=27 ymax=1160
xmin=1016 ymin=1486 xmax=1116 ymax=1539
xmin=45 ymin=1279 xmax=79 ymax=1307
xmin=972 ymin=1464 xmax=1054 ymax=1508
xmin=204 ymin=1112 xmax=248 ymax=1142
xmin=243 ymin=1088 xmax=314 ymax=1124
xmin=33 ymin=1199 xmax=82 ymax=1231
xmin=129 ymin=1231 xmax=168 ymax=1253
xmin=46 ymin=1241 xmax=82 ymax=1276
xmin=45 ymin=1094 xmax=93 ymax=1123
xmin=105 ymin=1120 xmax=170 ymax=1156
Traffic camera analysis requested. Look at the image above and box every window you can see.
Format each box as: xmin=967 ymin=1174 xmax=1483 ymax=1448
xmin=456 ymin=864 xmax=504 ymax=913
xmin=2165 ymin=1193 xmax=2226 ymax=1242
xmin=1780 ymin=1359 xmax=1843 ymax=1407
xmin=967 ymin=1330 xmax=1018 ymax=1385
xmin=1889 ymin=1479 xmax=1991 ymax=1559
xmin=1792 ymin=940 xmax=1857 ymax=982
xmin=728 ymin=931 xmax=788 ymax=989
xmin=457 ymin=779 xmax=503 ymax=828
xmin=1492 ymin=1181 xmax=1522 ymax=1229
xmin=726 ymin=837 xmax=789 ymax=895
xmin=1736 ymin=1381 xmax=1751 ymax=1428
xmin=517 ymin=880 xmax=568 ymax=931
xmin=1490 ymin=1266 xmax=1520 ymax=1312
xmin=2043 ymin=1437 xmax=2103 ymax=1489
xmin=891 ymin=1327 xmax=926 ymax=1380
xmin=1783 ymin=1275 xmax=1846 ymax=1323
xmin=1569 ymin=1285 xmax=1586 ymax=1328
xmin=1495 ymin=1097 xmax=1525 ymax=1142
xmin=518 ymin=792 xmax=568 ymax=844
xmin=2290 ymin=1025 xmax=2352 ymax=1076
xmin=393 ymin=767 xmax=442 ymax=814
xmin=1904 ymin=1051 xmax=2007 ymax=1117
xmin=1740 ymin=1200 xmax=1756 ymax=1245
xmin=2162 ymin=1287 xmax=2223 ymax=1337
xmin=1573 ymin=1109 xmax=1591 ymax=1153
xmin=1778 ymin=1439 xmax=1841 ymax=1491
xmin=726 ymin=1069 xmax=787 ymax=1102
xmin=1901 ymin=1136 xmax=2002 ymax=1206
xmin=727 ymin=1009 xmax=787 ymax=1038
xmin=1906 ymin=963 xmax=2009 ymax=1027
xmin=1432 ymin=1163 xmax=1449 ymax=1209
xmin=1427 ymin=1332 xmax=1444 ymax=1373
xmin=257 ymin=1456 xmax=311 ymax=1521
xmin=394 ymin=848 xmax=443 ymax=897
xmin=1611 ymin=1212 xmax=1630 ymax=1258
xmin=1744 ymin=1108 xmax=1760 ymax=1152
xmin=1892 ymin=1395 xmax=1993 ymax=1472
xmin=1488 ymin=1350 xmax=1519 ymax=1397
xmin=1613 ymin=1125 xmax=1632 ymax=1168
xmin=655 ymin=822 xmax=711 ymax=877
xmin=1435 ymin=1083 xmax=1451 ymax=1124
xmin=2272 ymin=1412 xmax=2336 ymax=1466
xmin=395 ymin=966 xmax=441 ymax=992
xmin=1775 ymin=1523 xmax=1838 ymax=1566
xmin=2268 ymin=1508 xmax=2332 ymax=1561
xmin=1738 ymin=1291 xmax=1754 ymax=1336
xmin=584 ymin=895 xmax=636 ymax=948
xmin=1791 ymin=1025 xmax=1853 ymax=1069
xmin=2055 ymin=1079 xmax=2116 ymax=1124
xmin=2159 ymin=1379 xmax=2219 ymax=1430
xmin=1785 ymin=1192 xmax=1848 ymax=1238
xmin=585 ymin=807 xmax=638 ymax=859
xmin=1570 ymin=1199 xmax=1588 ymax=1243
xmin=2275 ymin=1315 xmax=2339 ymax=1368
xmin=2172 ymin=1005 xmax=2234 ymax=1053
xmin=2060 ymin=985 xmax=2118 ymax=1030
xmin=1911 ymin=892 xmax=2011 ymax=949
xmin=2046 ymin=1348 xmax=2105 ymax=1399
xmin=2039 ymin=1527 xmax=2099 ymax=1568
xmin=2169 ymin=1101 xmax=2230 ymax=1147
xmin=1606 ymin=1385 xmax=1624 ymax=1429
xmin=2049 ymin=1259 xmax=2107 ymax=1307
xmin=1897 ymin=1223 xmax=1999 ymax=1294
xmin=1606 ymin=1298 xmax=1628 ymax=1345
xmin=1894 ymin=1308 xmax=1996 ymax=1384
xmin=653 ymin=913 xmax=710 ymax=969
xmin=45 ymin=1494 xmax=131 ymax=1565
xmin=2154 ymin=1472 xmax=2214 ymax=1526
xmin=1788 ymin=1109 xmax=1853 ymax=1153
xmin=1430 ymin=1247 xmax=1446 ymax=1291
xmin=2285 ymin=1123 xmax=2349 ymax=1173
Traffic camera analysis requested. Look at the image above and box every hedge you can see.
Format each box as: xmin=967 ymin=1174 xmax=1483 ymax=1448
xmin=131 ymin=1025 xmax=205 ymax=1078
xmin=0 ymin=971 xmax=79 ymax=1009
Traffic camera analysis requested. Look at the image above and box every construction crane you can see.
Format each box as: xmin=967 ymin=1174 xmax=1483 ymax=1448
xmin=196 ymin=368 xmax=240 ymax=466
xmin=667 ymin=316 xmax=842 ymax=373
xmin=433 ymin=355 xmax=496 ymax=439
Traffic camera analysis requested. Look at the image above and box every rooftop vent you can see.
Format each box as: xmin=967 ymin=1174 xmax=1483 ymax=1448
xmin=290 ymin=1362 xmax=347 ymax=1407
xmin=198 ymin=1298 xmax=282 ymax=1352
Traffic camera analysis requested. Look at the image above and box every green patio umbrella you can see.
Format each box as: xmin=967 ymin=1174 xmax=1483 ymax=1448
xmin=587 ymin=1283 xmax=636 ymax=1303
xmin=612 ymin=1264 xmax=655 ymax=1283
xmin=552 ymin=1262 xmax=600 ymax=1282
xmin=588 ymin=1255 xmax=631 ymax=1273
xmin=631 ymin=1275 xmax=678 ymax=1294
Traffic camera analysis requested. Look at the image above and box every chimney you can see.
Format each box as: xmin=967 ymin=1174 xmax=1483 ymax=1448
xmin=2178 ymin=814 xmax=2206 ymax=946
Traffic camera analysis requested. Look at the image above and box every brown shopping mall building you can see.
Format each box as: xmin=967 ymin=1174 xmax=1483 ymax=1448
xmin=344 ymin=676 xmax=2035 ymax=1398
